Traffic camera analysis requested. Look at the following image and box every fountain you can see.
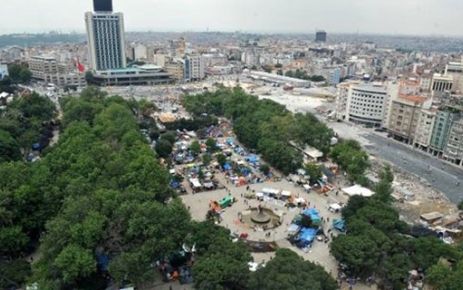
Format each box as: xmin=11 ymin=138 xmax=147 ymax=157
xmin=251 ymin=205 xmax=271 ymax=224
xmin=241 ymin=205 xmax=281 ymax=229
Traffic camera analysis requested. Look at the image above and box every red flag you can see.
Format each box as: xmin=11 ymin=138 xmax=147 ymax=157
xmin=75 ymin=58 xmax=85 ymax=73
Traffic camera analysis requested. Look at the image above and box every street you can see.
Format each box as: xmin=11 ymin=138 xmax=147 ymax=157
xmin=363 ymin=133 xmax=463 ymax=204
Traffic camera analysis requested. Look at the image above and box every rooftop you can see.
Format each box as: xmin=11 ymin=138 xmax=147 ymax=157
xmin=398 ymin=94 xmax=427 ymax=104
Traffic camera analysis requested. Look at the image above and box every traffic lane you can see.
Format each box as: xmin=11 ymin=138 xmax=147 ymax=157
xmin=363 ymin=133 xmax=463 ymax=204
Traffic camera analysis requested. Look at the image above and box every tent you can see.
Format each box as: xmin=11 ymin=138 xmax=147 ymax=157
xmin=332 ymin=219 xmax=346 ymax=232
xmin=223 ymin=162 xmax=232 ymax=171
xmin=296 ymin=228 xmax=318 ymax=248
xmin=329 ymin=203 xmax=342 ymax=213
xmin=281 ymin=190 xmax=292 ymax=197
xmin=302 ymin=208 xmax=321 ymax=226
xmin=262 ymin=188 xmax=280 ymax=197
xmin=287 ymin=224 xmax=300 ymax=235
xmin=189 ymin=178 xmax=202 ymax=189
xmin=245 ymin=154 xmax=259 ymax=164
xmin=342 ymin=185 xmax=374 ymax=197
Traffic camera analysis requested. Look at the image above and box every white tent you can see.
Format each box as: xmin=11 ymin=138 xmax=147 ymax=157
xmin=281 ymin=190 xmax=292 ymax=197
xmin=256 ymin=192 xmax=264 ymax=198
xmin=329 ymin=203 xmax=342 ymax=212
xmin=303 ymin=184 xmax=311 ymax=192
xmin=189 ymin=178 xmax=202 ymax=188
xmin=342 ymin=185 xmax=374 ymax=197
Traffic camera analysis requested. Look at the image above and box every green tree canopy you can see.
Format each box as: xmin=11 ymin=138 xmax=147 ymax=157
xmin=249 ymin=248 xmax=337 ymax=290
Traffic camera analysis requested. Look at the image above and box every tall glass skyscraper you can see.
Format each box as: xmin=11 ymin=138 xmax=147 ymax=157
xmin=85 ymin=0 xmax=126 ymax=71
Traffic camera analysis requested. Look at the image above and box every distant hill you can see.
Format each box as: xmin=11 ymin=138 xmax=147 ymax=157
xmin=0 ymin=33 xmax=86 ymax=48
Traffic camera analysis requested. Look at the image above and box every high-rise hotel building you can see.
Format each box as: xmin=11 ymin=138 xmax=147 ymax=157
xmin=85 ymin=0 xmax=126 ymax=71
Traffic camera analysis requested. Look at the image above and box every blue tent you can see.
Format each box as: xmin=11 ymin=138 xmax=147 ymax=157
xmin=226 ymin=137 xmax=234 ymax=146
xmin=223 ymin=162 xmax=232 ymax=171
xmin=32 ymin=143 xmax=42 ymax=151
xmin=96 ymin=254 xmax=109 ymax=271
xmin=332 ymin=219 xmax=346 ymax=232
xmin=296 ymin=228 xmax=318 ymax=248
xmin=245 ymin=154 xmax=259 ymax=164
xmin=302 ymin=208 xmax=321 ymax=226
xmin=240 ymin=167 xmax=252 ymax=176
xmin=170 ymin=180 xmax=181 ymax=189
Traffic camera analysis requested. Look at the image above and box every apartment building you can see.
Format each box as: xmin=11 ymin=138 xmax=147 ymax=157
xmin=165 ymin=60 xmax=185 ymax=81
xmin=414 ymin=108 xmax=437 ymax=150
xmin=28 ymin=55 xmax=85 ymax=87
xmin=429 ymin=108 xmax=459 ymax=156
xmin=443 ymin=115 xmax=463 ymax=166
xmin=184 ymin=55 xmax=205 ymax=81
xmin=387 ymin=94 xmax=426 ymax=144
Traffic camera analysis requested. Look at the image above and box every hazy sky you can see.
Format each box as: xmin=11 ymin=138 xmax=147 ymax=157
xmin=1 ymin=0 xmax=463 ymax=36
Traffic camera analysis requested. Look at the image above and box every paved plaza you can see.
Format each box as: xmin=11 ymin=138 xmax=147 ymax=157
xmin=181 ymin=178 xmax=348 ymax=275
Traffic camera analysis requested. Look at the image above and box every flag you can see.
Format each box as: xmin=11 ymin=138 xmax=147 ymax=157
xmin=75 ymin=58 xmax=85 ymax=73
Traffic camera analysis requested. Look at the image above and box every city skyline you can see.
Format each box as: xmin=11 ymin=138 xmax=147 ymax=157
xmin=1 ymin=0 xmax=463 ymax=36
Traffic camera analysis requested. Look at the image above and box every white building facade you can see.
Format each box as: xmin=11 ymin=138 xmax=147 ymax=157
xmin=85 ymin=10 xmax=126 ymax=71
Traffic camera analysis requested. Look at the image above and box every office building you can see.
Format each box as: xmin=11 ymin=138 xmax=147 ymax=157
xmin=315 ymin=31 xmax=327 ymax=42
xmin=85 ymin=0 xmax=126 ymax=71
xmin=337 ymin=82 xmax=391 ymax=127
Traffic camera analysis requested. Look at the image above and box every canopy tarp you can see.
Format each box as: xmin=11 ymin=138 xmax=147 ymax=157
xmin=342 ymin=185 xmax=375 ymax=197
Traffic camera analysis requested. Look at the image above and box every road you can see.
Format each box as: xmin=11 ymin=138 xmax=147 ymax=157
xmin=362 ymin=133 xmax=463 ymax=204
xmin=260 ymin=92 xmax=463 ymax=204
xmin=326 ymin=121 xmax=463 ymax=204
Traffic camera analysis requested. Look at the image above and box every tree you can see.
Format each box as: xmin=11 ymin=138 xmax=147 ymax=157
xmin=249 ymin=249 xmax=337 ymax=290
xmin=190 ymin=140 xmax=201 ymax=156
xmin=8 ymin=64 xmax=32 ymax=84
xmin=0 ymin=259 xmax=31 ymax=289
xmin=366 ymin=166 xmax=395 ymax=204
xmin=206 ymin=138 xmax=217 ymax=153
xmin=217 ymin=154 xmax=227 ymax=168
xmin=193 ymin=231 xmax=251 ymax=290
xmin=458 ymin=200 xmax=463 ymax=211
xmin=155 ymin=139 xmax=173 ymax=158
xmin=305 ymin=163 xmax=322 ymax=184
xmin=53 ymin=244 xmax=96 ymax=284
xmin=331 ymin=140 xmax=369 ymax=183
xmin=331 ymin=234 xmax=380 ymax=279
xmin=0 ymin=129 xmax=21 ymax=162
xmin=161 ymin=131 xmax=177 ymax=144
xmin=259 ymin=164 xmax=270 ymax=176
xmin=202 ymin=154 xmax=212 ymax=165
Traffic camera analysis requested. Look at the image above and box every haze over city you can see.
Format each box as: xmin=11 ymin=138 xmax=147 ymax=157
xmin=2 ymin=0 xmax=463 ymax=289
xmin=1 ymin=0 xmax=463 ymax=36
